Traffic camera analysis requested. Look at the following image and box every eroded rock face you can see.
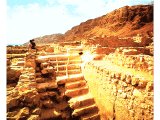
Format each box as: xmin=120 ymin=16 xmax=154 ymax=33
xmin=64 ymin=5 xmax=153 ymax=45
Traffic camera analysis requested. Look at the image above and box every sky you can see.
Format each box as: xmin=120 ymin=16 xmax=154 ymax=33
xmin=6 ymin=0 xmax=153 ymax=45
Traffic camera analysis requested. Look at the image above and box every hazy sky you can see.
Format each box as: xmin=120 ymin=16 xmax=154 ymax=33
xmin=7 ymin=0 xmax=153 ymax=45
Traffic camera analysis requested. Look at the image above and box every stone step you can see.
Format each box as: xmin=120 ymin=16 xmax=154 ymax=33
xmin=72 ymin=104 xmax=99 ymax=117
xmin=36 ymin=80 xmax=57 ymax=92
xmin=68 ymin=93 xmax=95 ymax=109
xmin=37 ymin=54 xmax=81 ymax=62
xmin=65 ymin=86 xmax=88 ymax=97
xmin=65 ymin=80 xmax=86 ymax=90
xmin=56 ymin=74 xmax=84 ymax=85
xmin=39 ymin=91 xmax=58 ymax=100
xmin=81 ymin=113 xmax=100 ymax=120
xmin=16 ymin=61 xmax=25 ymax=66
xmin=41 ymin=66 xmax=54 ymax=74
xmin=55 ymin=63 xmax=81 ymax=71
xmin=35 ymin=72 xmax=42 ymax=78
xmin=40 ymin=62 xmax=50 ymax=68
xmin=42 ymin=60 xmax=82 ymax=66
xmin=56 ymin=70 xmax=81 ymax=76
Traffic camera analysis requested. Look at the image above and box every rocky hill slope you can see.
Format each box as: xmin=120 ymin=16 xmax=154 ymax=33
xmin=64 ymin=5 xmax=153 ymax=42
xmin=24 ymin=33 xmax=64 ymax=45
xmin=24 ymin=5 xmax=153 ymax=46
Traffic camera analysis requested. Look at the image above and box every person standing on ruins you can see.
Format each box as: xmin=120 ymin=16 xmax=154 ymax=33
xmin=28 ymin=39 xmax=37 ymax=52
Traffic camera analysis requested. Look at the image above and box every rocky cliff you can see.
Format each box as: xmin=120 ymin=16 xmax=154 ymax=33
xmin=64 ymin=5 xmax=153 ymax=42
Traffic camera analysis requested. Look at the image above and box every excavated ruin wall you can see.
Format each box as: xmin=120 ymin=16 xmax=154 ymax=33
xmin=83 ymin=61 xmax=153 ymax=120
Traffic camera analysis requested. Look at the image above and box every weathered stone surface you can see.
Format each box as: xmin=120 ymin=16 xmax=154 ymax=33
xmin=81 ymin=113 xmax=100 ymax=120
xmin=24 ymin=61 xmax=36 ymax=68
xmin=36 ymin=77 xmax=45 ymax=83
xmin=7 ymin=68 xmax=22 ymax=82
xmin=65 ymin=86 xmax=88 ymax=97
xmin=69 ymin=94 xmax=95 ymax=109
xmin=65 ymin=80 xmax=86 ymax=89
xmin=131 ymin=77 xmax=139 ymax=86
xmin=83 ymin=61 xmax=153 ymax=120
xmin=72 ymin=104 xmax=98 ymax=116
xmin=27 ymin=115 xmax=40 ymax=120
xmin=7 ymin=96 xmax=20 ymax=109
xmin=146 ymin=82 xmax=153 ymax=92
xmin=32 ymin=108 xmax=41 ymax=115
xmin=16 ymin=107 xmax=30 ymax=119
xmin=40 ymin=108 xmax=61 ymax=119
xmin=37 ymin=81 xmax=57 ymax=92
xmin=7 ymin=110 xmax=19 ymax=118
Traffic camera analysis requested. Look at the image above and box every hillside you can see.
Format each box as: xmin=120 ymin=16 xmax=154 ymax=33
xmin=24 ymin=5 xmax=153 ymax=46
xmin=64 ymin=5 xmax=153 ymax=42
xmin=24 ymin=33 xmax=64 ymax=45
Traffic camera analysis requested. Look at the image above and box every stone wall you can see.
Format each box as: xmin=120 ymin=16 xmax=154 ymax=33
xmin=7 ymin=46 xmax=28 ymax=54
xmin=103 ymin=52 xmax=153 ymax=75
xmin=83 ymin=61 xmax=153 ymax=120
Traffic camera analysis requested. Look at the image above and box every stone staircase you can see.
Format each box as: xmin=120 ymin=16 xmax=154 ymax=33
xmin=40 ymin=50 xmax=101 ymax=120
xmin=7 ymin=46 xmax=101 ymax=120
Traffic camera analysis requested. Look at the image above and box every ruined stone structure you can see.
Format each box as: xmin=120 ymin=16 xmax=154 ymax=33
xmin=7 ymin=44 xmax=153 ymax=120
xmin=7 ymin=46 xmax=100 ymax=120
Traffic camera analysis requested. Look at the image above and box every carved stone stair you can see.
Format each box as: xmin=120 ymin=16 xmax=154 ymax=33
xmin=52 ymin=52 xmax=101 ymax=120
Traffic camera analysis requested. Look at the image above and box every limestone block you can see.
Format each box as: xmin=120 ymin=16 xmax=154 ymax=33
xmin=72 ymin=104 xmax=98 ymax=117
xmin=121 ymin=92 xmax=127 ymax=99
xmin=146 ymin=82 xmax=153 ymax=92
xmin=23 ymin=68 xmax=35 ymax=73
xmin=27 ymin=115 xmax=40 ymax=120
xmin=42 ymin=99 xmax=54 ymax=108
xmin=69 ymin=94 xmax=95 ymax=109
xmin=32 ymin=108 xmax=41 ymax=115
xmin=35 ymin=73 xmax=41 ymax=77
xmin=126 ymin=75 xmax=132 ymax=84
xmin=7 ymin=68 xmax=21 ymax=81
xmin=36 ymin=78 xmax=45 ymax=83
xmin=121 ymin=74 xmax=126 ymax=81
xmin=133 ymin=89 xmax=142 ymax=97
xmin=65 ymin=80 xmax=86 ymax=89
xmin=115 ymin=73 xmax=121 ymax=79
xmin=24 ymin=61 xmax=36 ymax=68
xmin=7 ymin=110 xmax=19 ymax=118
xmin=81 ymin=113 xmax=100 ymax=120
xmin=45 ymin=47 xmax=54 ymax=53
xmin=131 ymin=77 xmax=139 ymax=86
xmin=40 ymin=108 xmax=61 ymax=119
xmin=122 ymin=49 xmax=138 ymax=55
xmin=16 ymin=107 xmax=30 ymax=119
xmin=122 ymin=82 xmax=128 ymax=87
xmin=37 ymin=82 xmax=57 ymax=92
xmin=7 ymin=97 xmax=19 ymax=109
xmin=39 ymin=92 xmax=57 ymax=100
xmin=22 ymin=90 xmax=40 ymax=106
xmin=41 ymin=66 xmax=54 ymax=74
xmin=65 ymin=86 xmax=88 ymax=97
xmin=17 ymin=61 xmax=24 ymax=66
xmin=138 ymin=81 xmax=147 ymax=88
xmin=41 ymin=69 xmax=48 ymax=74
xmin=40 ymin=62 xmax=49 ymax=69
xmin=7 ymin=59 xmax=11 ymax=65
xmin=36 ymin=67 xmax=40 ymax=72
